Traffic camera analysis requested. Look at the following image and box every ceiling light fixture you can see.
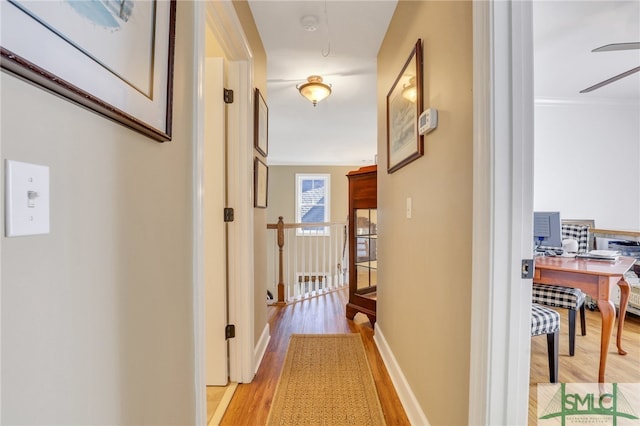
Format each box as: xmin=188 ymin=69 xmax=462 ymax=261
xmin=300 ymin=15 xmax=319 ymax=32
xmin=297 ymin=75 xmax=332 ymax=107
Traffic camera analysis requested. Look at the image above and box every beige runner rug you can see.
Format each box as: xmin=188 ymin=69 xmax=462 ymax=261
xmin=266 ymin=334 xmax=386 ymax=425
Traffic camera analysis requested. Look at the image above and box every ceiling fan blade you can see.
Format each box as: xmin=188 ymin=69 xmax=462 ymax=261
xmin=268 ymin=69 xmax=371 ymax=84
xmin=579 ymin=66 xmax=640 ymax=93
xmin=592 ymin=42 xmax=640 ymax=52
xmin=268 ymin=78 xmax=301 ymax=83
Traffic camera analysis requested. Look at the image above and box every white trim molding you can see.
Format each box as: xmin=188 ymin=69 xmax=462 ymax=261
xmin=374 ymin=326 xmax=430 ymax=426
xmin=204 ymin=0 xmax=256 ymax=384
xmin=193 ymin=5 xmax=256 ymax=426
xmin=469 ymin=1 xmax=534 ymax=424
xmin=469 ymin=1 xmax=492 ymax=422
xmin=254 ymin=324 xmax=271 ymax=374
xmin=192 ymin=2 xmax=207 ymax=424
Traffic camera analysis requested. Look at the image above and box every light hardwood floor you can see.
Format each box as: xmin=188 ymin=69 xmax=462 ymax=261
xmin=217 ymin=287 xmax=640 ymax=425
xmin=207 ymin=386 xmax=227 ymax=424
xmin=220 ymin=288 xmax=410 ymax=425
xmin=207 ymin=383 xmax=237 ymax=426
xmin=529 ymin=307 xmax=640 ymax=425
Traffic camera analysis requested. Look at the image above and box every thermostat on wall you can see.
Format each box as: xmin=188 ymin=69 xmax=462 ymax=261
xmin=418 ymin=108 xmax=438 ymax=135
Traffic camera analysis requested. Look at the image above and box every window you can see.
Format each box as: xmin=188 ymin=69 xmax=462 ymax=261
xmin=295 ymin=174 xmax=330 ymax=236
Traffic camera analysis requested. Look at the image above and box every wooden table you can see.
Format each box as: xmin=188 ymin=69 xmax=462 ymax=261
xmin=533 ymin=255 xmax=636 ymax=383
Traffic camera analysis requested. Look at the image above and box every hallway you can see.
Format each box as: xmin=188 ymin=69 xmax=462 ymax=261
xmin=220 ymin=288 xmax=409 ymax=425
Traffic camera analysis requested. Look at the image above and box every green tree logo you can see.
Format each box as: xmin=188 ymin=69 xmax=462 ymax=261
xmin=539 ymin=383 xmax=639 ymax=425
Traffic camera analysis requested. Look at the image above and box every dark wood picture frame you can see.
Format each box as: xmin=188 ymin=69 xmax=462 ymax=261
xmin=254 ymin=88 xmax=269 ymax=157
xmin=254 ymin=157 xmax=268 ymax=208
xmin=386 ymin=39 xmax=423 ymax=173
xmin=0 ymin=1 xmax=176 ymax=142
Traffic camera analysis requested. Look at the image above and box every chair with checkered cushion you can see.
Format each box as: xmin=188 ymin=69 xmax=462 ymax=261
xmin=531 ymin=303 xmax=560 ymax=383
xmin=532 ymin=223 xmax=590 ymax=356
xmin=532 ymin=284 xmax=586 ymax=355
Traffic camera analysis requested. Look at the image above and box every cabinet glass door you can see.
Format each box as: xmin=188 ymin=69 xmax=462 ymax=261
xmin=355 ymin=208 xmax=377 ymax=292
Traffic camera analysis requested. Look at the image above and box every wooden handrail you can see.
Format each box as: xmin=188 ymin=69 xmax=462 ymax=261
xmin=267 ymin=220 xmax=347 ymax=230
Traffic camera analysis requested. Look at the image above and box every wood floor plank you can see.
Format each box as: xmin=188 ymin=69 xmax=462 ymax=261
xmin=528 ymin=308 xmax=640 ymax=425
xmin=220 ymin=288 xmax=410 ymax=425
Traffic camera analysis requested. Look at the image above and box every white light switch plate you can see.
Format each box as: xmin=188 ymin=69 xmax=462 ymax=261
xmin=5 ymin=160 xmax=50 ymax=237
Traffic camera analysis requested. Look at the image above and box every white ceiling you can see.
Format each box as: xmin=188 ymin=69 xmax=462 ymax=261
xmin=248 ymin=0 xmax=397 ymax=166
xmin=533 ymin=1 xmax=640 ymax=101
xmin=249 ymin=1 xmax=640 ymax=166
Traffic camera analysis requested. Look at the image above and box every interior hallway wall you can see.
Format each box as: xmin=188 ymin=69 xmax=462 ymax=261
xmin=1 ymin=3 xmax=197 ymax=424
xmin=376 ymin=1 xmax=474 ymax=424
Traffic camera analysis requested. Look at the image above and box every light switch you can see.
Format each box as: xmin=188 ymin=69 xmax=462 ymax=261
xmin=5 ymin=160 xmax=50 ymax=237
xmin=406 ymin=197 xmax=412 ymax=219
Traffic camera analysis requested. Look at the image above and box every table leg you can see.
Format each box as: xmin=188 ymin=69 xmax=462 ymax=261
xmin=596 ymin=297 xmax=615 ymax=384
xmin=616 ymin=278 xmax=630 ymax=356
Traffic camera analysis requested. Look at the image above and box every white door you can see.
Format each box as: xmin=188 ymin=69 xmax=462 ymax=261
xmin=204 ymin=57 xmax=228 ymax=385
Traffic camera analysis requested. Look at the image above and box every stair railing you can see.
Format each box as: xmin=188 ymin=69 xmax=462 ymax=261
xmin=266 ymin=216 xmax=348 ymax=304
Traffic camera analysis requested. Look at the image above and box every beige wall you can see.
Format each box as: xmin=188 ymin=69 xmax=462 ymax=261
xmin=377 ymin=2 xmax=473 ymax=424
xmin=232 ymin=0 xmax=270 ymax=347
xmin=1 ymin=3 xmax=197 ymax=424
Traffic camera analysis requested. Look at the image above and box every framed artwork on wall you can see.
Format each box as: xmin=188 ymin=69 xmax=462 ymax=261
xmin=386 ymin=39 xmax=424 ymax=173
xmin=254 ymin=157 xmax=268 ymax=208
xmin=254 ymin=88 xmax=269 ymax=157
xmin=0 ymin=0 xmax=177 ymax=142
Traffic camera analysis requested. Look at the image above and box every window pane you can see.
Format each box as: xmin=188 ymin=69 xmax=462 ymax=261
xmin=302 ymin=205 xmax=325 ymax=223
xmin=296 ymin=174 xmax=330 ymax=236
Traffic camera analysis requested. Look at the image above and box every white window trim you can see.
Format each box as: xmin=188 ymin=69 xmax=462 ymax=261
xmin=295 ymin=174 xmax=330 ymax=236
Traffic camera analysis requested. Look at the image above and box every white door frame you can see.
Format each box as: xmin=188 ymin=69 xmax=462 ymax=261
xmin=192 ymin=4 xmax=207 ymax=423
xmin=203 ymin=1 xmax=255 ymax=386
xmin=469 ymin=1 xmax=534 ymax=424
xmin=194 ymin=1 xmax=255 ymax=424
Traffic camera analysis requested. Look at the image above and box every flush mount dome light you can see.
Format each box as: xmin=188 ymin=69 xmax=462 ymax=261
xmin=297 ymin=75 xmax=332 ymax=107
xmin=300 ymin=15 xmax=319 ymax=32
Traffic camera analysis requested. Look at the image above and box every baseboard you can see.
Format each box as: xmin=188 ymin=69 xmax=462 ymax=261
xmin=254 ymin=323 xmax=270 ymax=374
xmin=374 ymin=325 xmax=430 ymax=426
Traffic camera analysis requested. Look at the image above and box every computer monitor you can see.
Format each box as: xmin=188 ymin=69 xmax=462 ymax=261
xmin=533 ymin=211 xmax=562 ymax=250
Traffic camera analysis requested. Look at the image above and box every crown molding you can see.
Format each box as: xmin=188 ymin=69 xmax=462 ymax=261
xmin=535 ymin=96 xmax=640 ymax=107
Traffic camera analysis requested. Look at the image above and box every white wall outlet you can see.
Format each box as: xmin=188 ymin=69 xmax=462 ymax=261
xmin=5 ymin=160 xmax=50 ymax=237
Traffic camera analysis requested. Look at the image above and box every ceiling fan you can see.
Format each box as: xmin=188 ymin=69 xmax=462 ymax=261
xmin=267 ymin=69 xmax=371 ymax=84
xmin=579 ymin=42 xmax=640 ymax=93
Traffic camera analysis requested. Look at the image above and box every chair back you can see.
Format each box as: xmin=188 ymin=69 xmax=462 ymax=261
xmin=561 ymin=223 xmax=590 ymax=253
